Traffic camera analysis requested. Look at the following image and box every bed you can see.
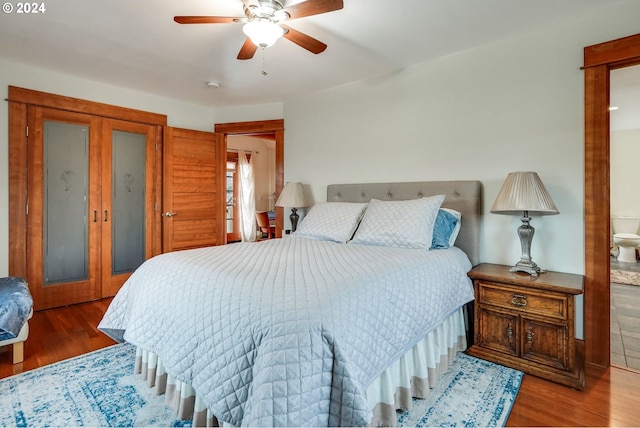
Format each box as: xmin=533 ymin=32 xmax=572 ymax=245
xmin=98 ymin=180 xmax=481 ymax=427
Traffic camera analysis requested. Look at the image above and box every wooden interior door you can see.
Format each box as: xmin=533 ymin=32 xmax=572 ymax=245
xmin=27 ymin=107 xmax=102 ymax=310
xmin=163 ymin=127 xmax=225 ymax=252
xmin=100 ymin=119 xmax=160 ymax=297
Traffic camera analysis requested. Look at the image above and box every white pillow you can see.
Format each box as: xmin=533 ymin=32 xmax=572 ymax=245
xmin=350 ymin=195 xmax=445 ymax=249
xmin=293 ymin=202 xmax=368 ymax=243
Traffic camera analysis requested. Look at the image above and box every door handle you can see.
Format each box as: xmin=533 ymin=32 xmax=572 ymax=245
xmin=163 ymin=212 xmax=177 ymax=217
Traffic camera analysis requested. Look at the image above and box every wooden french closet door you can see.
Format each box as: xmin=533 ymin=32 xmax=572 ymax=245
xmin=27 ymin=107 xmax=103 ymax=309
xmin=26 ymin=108 xmax=160 ymax=309
xmin=100 ymin=119 xmax=159 ymax=297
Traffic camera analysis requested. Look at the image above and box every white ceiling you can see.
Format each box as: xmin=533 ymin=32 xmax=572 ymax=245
xmin=0 ymin=0 xmax=630 ymax=108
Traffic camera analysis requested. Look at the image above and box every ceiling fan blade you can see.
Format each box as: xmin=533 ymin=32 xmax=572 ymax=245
xmin=174 ymin=16 xmax=241 ymax=24
xmin=237 ymin=38 xmax=258 ymax=60
xmin=282 ymin=25 xmax=327 ymax=54
xmin=283 ymin=0 xmax=343 ymax=19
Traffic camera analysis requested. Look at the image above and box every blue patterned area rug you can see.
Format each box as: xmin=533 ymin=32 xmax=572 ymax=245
xmin=0 ymin=344 xmax=187 ymax=427
xmin=0 ymin=344 xmax=522 ymax=427
xmin=398 ymin=353 xmax=523 ymax=427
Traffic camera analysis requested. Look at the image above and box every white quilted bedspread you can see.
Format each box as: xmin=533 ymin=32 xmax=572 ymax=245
xmin=98 ymin=237 xmax=473 ymax=427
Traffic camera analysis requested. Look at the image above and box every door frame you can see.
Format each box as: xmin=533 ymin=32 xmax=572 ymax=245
xmin=583 ymin=33 xmax=640 ymax=368
xmin=215 ymin=120 xmax=284 ymax=239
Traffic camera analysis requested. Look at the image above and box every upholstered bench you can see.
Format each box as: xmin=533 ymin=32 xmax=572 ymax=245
xmin=0 ymin=277 xmax=33 ymax=364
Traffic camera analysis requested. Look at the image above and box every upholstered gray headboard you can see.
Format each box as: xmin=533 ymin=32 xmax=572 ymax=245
xmin=326 ymin=181 xmax=482 ymax=266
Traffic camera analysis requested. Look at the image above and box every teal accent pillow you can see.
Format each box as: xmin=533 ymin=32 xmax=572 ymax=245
xmin=431 ymin=209 xmax=460 ymax=249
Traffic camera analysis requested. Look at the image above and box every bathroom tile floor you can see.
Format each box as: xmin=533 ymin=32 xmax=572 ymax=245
xmin=610 ymin=257 xmax=640 ymax=373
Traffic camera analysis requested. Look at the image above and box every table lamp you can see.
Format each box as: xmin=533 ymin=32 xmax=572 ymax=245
xmin=491 ymin=172 xmax=559 ymax=276
xmin=275 ymin=182 xmax=310 ymax=233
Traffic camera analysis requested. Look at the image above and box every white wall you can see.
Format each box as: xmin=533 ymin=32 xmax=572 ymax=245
xmin=283 ymin=1 xmax=640 ymax=275
xmin=0 ymin=58 xmax=283 ymax=277
xmin=282 ymin=1 xmax=640 ymax=339
xmin=611 ymin=129 xmax=640 ymax=219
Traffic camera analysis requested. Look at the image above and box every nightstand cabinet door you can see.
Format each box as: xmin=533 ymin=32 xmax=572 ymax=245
xmin=477 ymin=306 xmax=518 ymax=357
xmin=521 ymin=316 xmax=568 ymax=371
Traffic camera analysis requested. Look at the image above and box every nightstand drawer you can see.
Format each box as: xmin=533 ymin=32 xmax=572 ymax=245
xmin=478 ymin=281 xmax=567 ymax=320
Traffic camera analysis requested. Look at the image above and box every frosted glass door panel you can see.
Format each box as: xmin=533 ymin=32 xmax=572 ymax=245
xmin=112 ymin=130 xmax=146 ymax=275
xmin=44 ymin=121 xmax=89 ymax=285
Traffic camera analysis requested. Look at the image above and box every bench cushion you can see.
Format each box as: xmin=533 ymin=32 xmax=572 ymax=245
xmin=0 ymin=277 xmax=33 ymax=341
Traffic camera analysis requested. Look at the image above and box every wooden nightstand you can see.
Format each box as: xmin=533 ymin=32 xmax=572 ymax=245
xmin=466 ymin=263 xmax=585 ymax=389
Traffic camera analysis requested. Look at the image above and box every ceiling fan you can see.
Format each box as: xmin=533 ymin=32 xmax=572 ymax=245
xmin=174 ymin=0 xmax=344 ymax=60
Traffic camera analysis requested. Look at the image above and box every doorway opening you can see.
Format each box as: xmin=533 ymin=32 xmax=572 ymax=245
xmin=215 ymin=120 xmax=284 ymax=242
xmin=609 ymin=63 xmax=640 ymax=373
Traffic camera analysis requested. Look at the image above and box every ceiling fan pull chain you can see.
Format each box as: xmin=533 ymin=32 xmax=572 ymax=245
xmin=261 ymin=47 xmax=268 ymax=76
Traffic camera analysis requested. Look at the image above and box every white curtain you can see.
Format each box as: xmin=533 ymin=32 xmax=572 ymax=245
xmin=238 ymin=150 xmax=256 ymax=242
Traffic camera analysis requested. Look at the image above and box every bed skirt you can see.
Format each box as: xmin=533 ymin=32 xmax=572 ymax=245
xmin=134 ymin=308 xmax=468 ymax=427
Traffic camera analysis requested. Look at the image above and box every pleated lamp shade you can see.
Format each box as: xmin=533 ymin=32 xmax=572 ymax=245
xmin=275 ymin=182 xmax=310 ymax=208
xmin=491 ymin=172 xmax=559 ymax=215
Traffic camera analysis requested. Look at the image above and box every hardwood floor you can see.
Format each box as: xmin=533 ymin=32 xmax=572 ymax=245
xmin=0 ymin=298 xmax=115 ymax=379
xmin=507 ymin=364 xmax=640 ymax=426
xmin=1 ymin=299 xmax=639 ymax=426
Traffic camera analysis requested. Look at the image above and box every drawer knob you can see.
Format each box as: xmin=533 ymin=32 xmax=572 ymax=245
xmin=527 ymin=328 xmax=535 ymax=344
xmin=510 ymin=294 xmax=528 ymax=307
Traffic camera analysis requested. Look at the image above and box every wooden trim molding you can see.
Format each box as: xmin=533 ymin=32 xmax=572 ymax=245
xmin=215 ymin=119 xmax=284 ymax=135
xmin=583 ymin=63 xmax=611 ymax=369
xmin=8 ymin=101 xmax=28 ymax=277
xmin=584 ymin=33 xmax=640 ymax=69
xmin=583 ymin=32 xmax=640 ymax=368
xmin=8 ymin=86 xmax=167 ymax=126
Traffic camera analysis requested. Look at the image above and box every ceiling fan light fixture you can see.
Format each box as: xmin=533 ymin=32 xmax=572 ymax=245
xmin=243 ymin=19 xmax=284 ymax=48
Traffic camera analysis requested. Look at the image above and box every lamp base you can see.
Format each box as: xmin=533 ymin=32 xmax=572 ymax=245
xmin=509 ymin=260 xmax=546 ymax=277
xmin=290 ymin=207 xmax=299 ymax=233
xmin=511 ymin=212 xmax=546 ymax=277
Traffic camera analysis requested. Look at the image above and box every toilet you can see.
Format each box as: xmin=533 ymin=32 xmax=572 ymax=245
xmin=612 ymin=216 xmax=640 ymax=263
